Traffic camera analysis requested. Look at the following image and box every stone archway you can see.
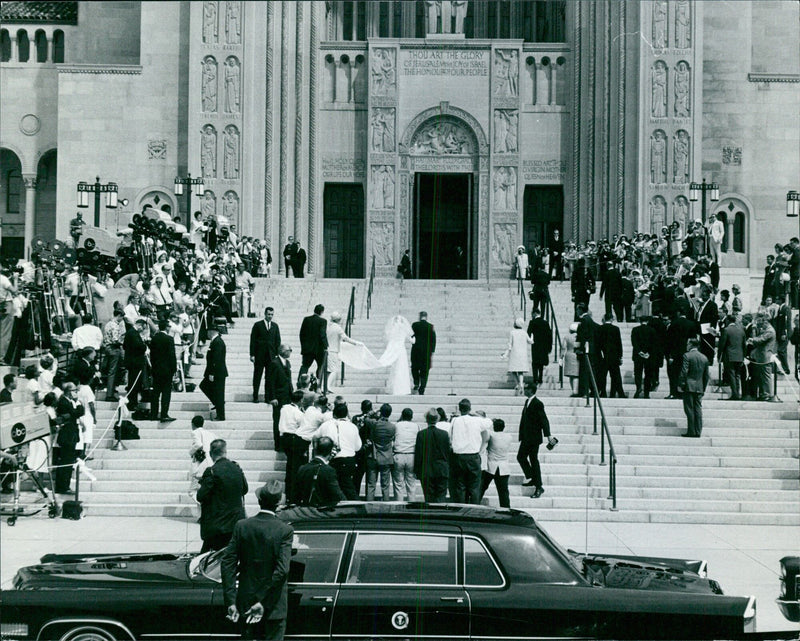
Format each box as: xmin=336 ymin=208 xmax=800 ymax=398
xmin=396 ymin=103 xmax=489 ymax=279
xmin=711 ymin=193 xmax=753 ymax=269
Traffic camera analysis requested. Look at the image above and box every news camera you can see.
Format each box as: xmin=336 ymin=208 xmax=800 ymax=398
xmin=0 ymin=403 xmax=52 ymax=451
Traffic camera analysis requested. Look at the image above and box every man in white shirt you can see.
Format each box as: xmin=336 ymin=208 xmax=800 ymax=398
xmin=0 ymin=267 xmax=18 ymax=362
xmin=234 ymin=263 xmax=256 ymax=318
xmin=71 ymin=314 xmax=103 ymax=351
xmin=314 ymin=402 xmax=362 ymax=499
xmin=449 ymin=398 xmax=491 ymax=504
xmin=279 ymin=389 xmax=307 ymax=502
xmin=392 ymin=408 xmax=420 ymax=501
xmin=123 ymin=294 xmax=141 ymax=327
xmin=708 ymin=212 xmax=725 ymax=265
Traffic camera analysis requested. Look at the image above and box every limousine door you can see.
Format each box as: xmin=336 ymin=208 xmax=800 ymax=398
xmin=330 ymin=530 xmax=470 ymax=640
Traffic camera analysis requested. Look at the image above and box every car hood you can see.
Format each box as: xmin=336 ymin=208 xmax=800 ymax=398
xmin=569 ymin=550 xmax=724 ymax=595
xmin=13 ymin=552 xmax=194 ymax=589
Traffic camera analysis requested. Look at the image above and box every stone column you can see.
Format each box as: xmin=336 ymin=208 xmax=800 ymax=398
xmin=307 ymin=1 xmax=319 ymax=273
xmin=264 ymin=2 xmax=274 ymax=243
xmin=22 ymin=174 xmax=37 ymax=257
xmin=726 ymin=217 xmax=735 ymax=254
xmin=549 ymin=62 xmax=557 ymax=105
xmin=279 ymin=1 xmax=290 ymax=270
xmin=46 ymin=35 xmax=53 ymax=63
xmin=11 ymin=33 xmax=19 ymax=62
xmin=401 ymin=1 xmax=416 ymax=37
xmin=366 ymin=1 xmax=380 ymax=37
xmin=294 ymin=3 xmax=305 ymax=246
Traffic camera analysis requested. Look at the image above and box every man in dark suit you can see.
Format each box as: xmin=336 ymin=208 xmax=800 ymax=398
xmin=548 ymin=228 xmax=564 ymax=281
xmin=267 ymin=344 xmax=293 ymax=452
xmin=530 ymin=265 xmax=551 ymax=317
xmin=196 ymin=439 xmax=248 ymax=552
xmin=631 ymin=316 xmax=657 ymax=399
xmin=282 ymin=236 xmax=295 ymax=278
xmin=123 ymin=318 xmax=148 ymax=411
xmin=414 ymin=408 xmax=450 ymax=503
xmin=574 ymin=306 xmax=600 ymax=397
xmin=298 ymin=304 xmax=327 ymax=383
xmin=221 ymin=480 xmax=293 ymax=641
xmin=600 ymin=261 xmax=623 ymax=322
xmin=718 ymin=315 xmax=746 ymax=400
xmin=517 ymin=383 xmax=555 ymax=498
xmin=293 ymin=243 xmax=307 ymax=278
xmin=696 ymin=285 xmax=719 ymax=366
xmin=201 ymin=325 xmax=228 ymax=421
xmin=597 ymin=314 xmax=626 ymax=398
xmin=678 ymin=338 xmax=710 ymax=437
xmin=527 ymin=309 xmax=552 ymax=385
xmin=665 ymin=309 xmax=698 ymax=399
xmin=149 ymin=318 xmax=177 ymax=422
xmin=53 ymin=382 xmax=85 ymax=494
xmin=250 ymin=306 xmax=281 ymax=403
xmin=411 ymin=311 xmax=436 ymax=395
xmin=292 ymin=437 xmax=346 ymax=507
xmin=220 ymin=481 xmax=294 ymax=641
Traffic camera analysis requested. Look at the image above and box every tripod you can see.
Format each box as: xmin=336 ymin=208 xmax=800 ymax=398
xmin=0 ymin=440 xmax=59 ymax=525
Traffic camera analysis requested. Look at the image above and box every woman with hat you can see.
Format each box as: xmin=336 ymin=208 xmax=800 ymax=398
xmin=514 ymin=245 xmax=529 ymax=281
xmin=562 ymin=322 xmax=580 ymax=394
xmin=502 ymin=318 xmax=533 ymax=395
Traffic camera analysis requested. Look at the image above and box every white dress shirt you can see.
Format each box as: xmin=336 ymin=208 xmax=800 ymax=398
xmin=483 ymin=431 xmax=513 ymax=475
xmin=315 ymin=418 xmax=362 ymax=458
xmin=393 ymin=420 xmax=420 ymax=454
xmin=71 ymin=324 xmax=103 ymax=350
xmin=279 ymin=403 xmax=305 ymax=436
xmin=449 ymin=414 xmax=491 ymax=454
xmin=297 ymin=406 xmax=331 ymax=441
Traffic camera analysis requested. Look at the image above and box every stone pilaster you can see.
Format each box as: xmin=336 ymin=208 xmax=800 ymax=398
xmin=264 ymin=1 xmax=274 ymax=243
xmin=22 ymin=174 xmax=37 ymax=257
xmin=294 ymin=2 xmax=305 ymax=246
xmin=307 ymin=1 xmax=319 ymax=274
xmin=279 ymin=1 xmax=290 ymax=267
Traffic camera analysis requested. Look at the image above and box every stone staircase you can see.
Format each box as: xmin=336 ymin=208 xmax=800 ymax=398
xmin=82 ymin=277 xmax=800 ymax=524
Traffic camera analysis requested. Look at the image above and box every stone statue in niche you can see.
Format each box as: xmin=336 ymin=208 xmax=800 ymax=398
xmin=493 ymin=167 xmax=517 ymax=211
xmin=370 ymin=49 xmax=395 ymax=96
xmin=673 ymin=196 xmax=689 ymax=228
xmin=201 ymin=57 xmax=218 ymax=113
xmin=223 ymin=125 xmax=240 ymax=179
xmin=651 ymin=61 xmax=667 ymax=118
xmin=674 ymin=61 xmax=690 ymax=117
xmin=491 ymin=223 xmax=515 ymax=266
xmin=370 ymin=165 xmax=395 ymax=209
xmin=652 ymin=0 xmax=667 ymax=49
xmin=201 ymin=190 xmax=216 ymax=218
xmin=673 ymin=130 xmax=689 ymax=184
xmin=493 ymin=110 xmax=518 ymax=153
xmin=224 ymin=57 xmax=241 ymax=114
xmin=201 ymin=125 xmax=217 ymax=179
xmin=675 ymin=0 xmax=691 ymax=49
xmin=203 ymin=1 xmax=218 ymax=44
xmin=412 ymin=121 xmax=471 ymax=154
xmin=425 ymin=0 xmax=441 ymax=35
xmin=494 ymin=50 xmax=519 ymax=97
xmin=222 ymin=191 xmax=239 ymax=220
xmin=371 ymin=223 xmax=394 ymax=266
xmin=225 ymin=1 xmax=241 ymax=45
xmin=371 ymin=108 xmax=395 ymax=152
xmin=650 ymin=130 xmax=667 ymax=184
xmin=452 ymin=1 xmax=468 ymax=34
xmin=650 ymin=196 xmax=667 ymax=232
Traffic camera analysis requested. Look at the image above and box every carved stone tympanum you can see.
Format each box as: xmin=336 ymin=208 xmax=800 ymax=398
xmin=411 ymin=119 xmax=473 ymax=155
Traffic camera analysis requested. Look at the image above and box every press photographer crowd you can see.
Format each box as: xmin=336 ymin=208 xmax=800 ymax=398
xmin=0 ymin=205 xmax=307 ymax=500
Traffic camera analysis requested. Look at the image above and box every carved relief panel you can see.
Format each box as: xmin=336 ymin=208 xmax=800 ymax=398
xmin=493 ymin=110 xmax=518 ymax=154
xmin=370 ymin=165 xmax=395 ymax=209
xmin=222 ymin=190 xmax=239 ymax=221
xmin=201 ymin=56 xmax=218 ymax=113
xmin=675 ymin=1 xmax=691 ymax=48
xmin=673 ymin=130 xmax=689 ymax=184
xmin=370 ymin=48 xmax=396 ymax=97
xmin=370 ymin=222 xmax=395 ymax=267
xmin=651 ymin=60 xmax=667 ymax=118
xmin=491 ymin=223 xmax=516 ymax=266
xmin=650 ymin=130 xmax=667 ymax=184
xmin=494 ymin=50 xmax=519 ymax=98
xmin=201 ymin=125 xmax=217 ymax=178
xmin=411 ymin=119 xmax=475 ymax=155
xmin=202 ymin=1 xmax=218 ymax=44
xmin=492 ymin=167 xmax=517 ymax=211
xmin=672 ymin=196 xmax=689 ymax=227
xmin=224 ymin=56 xmax=241 ymax=114
xmin=673 ymin=61 xmax=690 ymax=117
xmin=652 ymin=0 xmax=667 ymax=49
xmin=223 ymin=125 xmax=240 ymax=179
xmin=201 ymin=190 xmax=217 ymax=217
xmin=370 ymin=108 xmax=396 ymax=152
xmin=649 ymin=196 xmax=667 ymax=232
xmin=225 ymin=1 xmax=241 ymax=45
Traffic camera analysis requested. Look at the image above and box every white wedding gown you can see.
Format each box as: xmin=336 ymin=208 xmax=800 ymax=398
xmin=338 ymin=315 xmax=413 ymax=395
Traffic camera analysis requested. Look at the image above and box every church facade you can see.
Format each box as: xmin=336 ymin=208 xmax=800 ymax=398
xmin=0 ymin=1 xmax=798 ymax=279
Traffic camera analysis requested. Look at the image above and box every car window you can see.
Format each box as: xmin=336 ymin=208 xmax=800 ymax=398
xmin=464 ymin=537 xmax=504 ymax=587
xmin=290 ymin=532 xmax=347 ymax=584
xmin=489 ymin=531 xmax=582 ymax=585
xmin=346 ymin=532 xmax=457 ymax=585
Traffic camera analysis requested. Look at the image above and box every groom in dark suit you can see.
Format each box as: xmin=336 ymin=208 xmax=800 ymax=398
xmin=222 ymin=480 xmax=293 ymax=641
xmin=298 ymin=304 xmax=328 ymax=383
xmin=517 ymin=383 xmax=556 ymax=498
xmin=411 ymin=311 xmax=436 ymax=395
xmin=250 ymin=306 xmax=281 ymax=403
xmin=149 ymin=318 xmax=177 ymax=421
xmin=267 ymin=344 xmax=294 ymax=452
xmin=201 ymin=325 xmax=228 ymax=421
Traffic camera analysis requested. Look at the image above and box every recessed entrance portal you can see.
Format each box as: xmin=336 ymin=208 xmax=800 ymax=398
xmin=323 ymin=183 xmax=365 ymax=278
xmin=413 ymin=173 xmax=473 ymax=279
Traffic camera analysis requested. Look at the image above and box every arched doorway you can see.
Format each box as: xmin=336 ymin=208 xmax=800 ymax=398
xmin=711 ymin=195 xmax=751 ymax=269
xmin=0 ymin=148 xmax=24 ymax=258
xmin=35 ymin=149 xmax=57 ymax=241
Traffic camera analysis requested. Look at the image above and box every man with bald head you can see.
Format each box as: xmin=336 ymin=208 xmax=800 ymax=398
xmin=267 ymin=344 xmax=294 ymax=452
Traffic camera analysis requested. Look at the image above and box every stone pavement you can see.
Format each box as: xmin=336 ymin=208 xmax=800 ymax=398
xmin=1 ymin=511 xmax=797 ymax=633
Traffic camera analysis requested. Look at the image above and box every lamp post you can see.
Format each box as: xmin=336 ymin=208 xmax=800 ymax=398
xmin=77 ymin=176 xmax=118 ymax=227
xmin=174 ymin=173 xmax=205 ymax=228
xmin=689 ymin=178 xmax=719 ymax=254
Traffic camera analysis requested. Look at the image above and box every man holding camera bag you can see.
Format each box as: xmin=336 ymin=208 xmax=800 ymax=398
xmin=517 ymin=382 xmax=556 ymax=499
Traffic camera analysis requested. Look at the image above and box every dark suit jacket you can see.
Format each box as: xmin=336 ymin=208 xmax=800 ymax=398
xmin=597 ymin=323 xmax=623 ymax=363
xmin=719 ymin=323 xmax=746 ymax=363
xmin=204 ymin=335 xmax=228 ymax=380
xmin=414 ymin=426 xmax=450 ymax=481
xmin=73 ymin=357 xmax=95 ymax=386
xmin=576 ymin=314 xmax=599 ymax=358
xmin=293 ymin=458 xmax=346 ymax=506
xmin=600 ymin=267 xmax=623 ymax=302
xmin=221 ymin=512 xmax=294 ymax=619
xmin=266 ymin=356 xmax=293 ymax=405
xmin=149 ymin=331 xmax=177 ymax=383
xmin=527 ymin=317 xmax=552 ymax=366
xmin=666 ymin=316 xmax=698 ymax=359
xmin=411 ymin=320 xmax=436 ymax=365
xmin=55 ymin=395 xmax=85 ymax=448
xmin=518 ymin=395 xmax=550 ymax=446
xmin=679 ymin=348 xmax=709 ymax=394
xmin=196 ymin=457 xmax=248 ymax=540
xmin=299 ymin=314 xmax=328 ymax=356
xmin=631 ymin=324 xmax=657 ymax=362
xmin=250 ymin=320 xmax=281 ymax=362
xmin=123 ymin=327 xmax=146 ymax=368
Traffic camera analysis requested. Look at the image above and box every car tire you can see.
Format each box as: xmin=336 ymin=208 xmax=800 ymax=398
xmin=57 ymin=625 xmax=118 ymax=641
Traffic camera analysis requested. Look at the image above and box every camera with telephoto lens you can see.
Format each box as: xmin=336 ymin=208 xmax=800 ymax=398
xmin=546 ymin=437 xmax=559 ymax=451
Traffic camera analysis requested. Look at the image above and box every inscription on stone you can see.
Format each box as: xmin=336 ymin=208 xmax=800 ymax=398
xmin=402 ymin=50 xmax=488 ymax=77
xmin=322 ymin=155 xmax=366 ymax=179
xmin=521 ymin=159 xmax=566 ymax=182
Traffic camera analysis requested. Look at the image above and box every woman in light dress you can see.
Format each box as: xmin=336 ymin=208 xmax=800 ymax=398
xmin=502 ymin=318 xmax=533 ymax=395
xmin=562 ymin=322 xmax=580 ymax=393
xmin=325 ymin=311 xmax=363 ymax=392
xmin=515 ymin=245 xmax=529 ymax=280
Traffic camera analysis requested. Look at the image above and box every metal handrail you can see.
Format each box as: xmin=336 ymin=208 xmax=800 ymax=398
xmin=516 ymin=275 xmax=527 ymax=320
xmin=544 ymin=291 xmax=563 ymax=388
xmin=341 ymin=285 xmax=356 ymax=385
xmin=366 ymin=255 xmax=376 ymax=320
xmin=580 ymin=352 xmax=619 ymax=511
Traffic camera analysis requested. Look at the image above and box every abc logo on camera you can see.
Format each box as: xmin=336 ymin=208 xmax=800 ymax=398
xmin=0 ymin=403 xmax=51 ymax=450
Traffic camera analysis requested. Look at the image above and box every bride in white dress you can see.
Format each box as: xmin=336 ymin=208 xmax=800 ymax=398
xmin=339 ymin=314 xmax=414 ymax=395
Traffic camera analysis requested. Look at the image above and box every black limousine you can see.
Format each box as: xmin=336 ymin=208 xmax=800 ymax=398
xmin=1 ymin=503 xmax=761 ymax=640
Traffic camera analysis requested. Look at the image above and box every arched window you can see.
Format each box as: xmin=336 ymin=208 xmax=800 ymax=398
xmin=53 ymin=29 xmax=65 ymax=63
xmin=35 ymin=29 xmax=47 ymax=62
xmin=0 ymin=30 xmax=11 ymax=62
xmin=6 ymin=169 xmax=22 ymax=213
xmin=733 ymin=212 xmax=745 ymax=253
xmin=717 ymin=212 xmax=728 ymax=252
xmin=16 ymin=30 xmax=29 ymax=62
